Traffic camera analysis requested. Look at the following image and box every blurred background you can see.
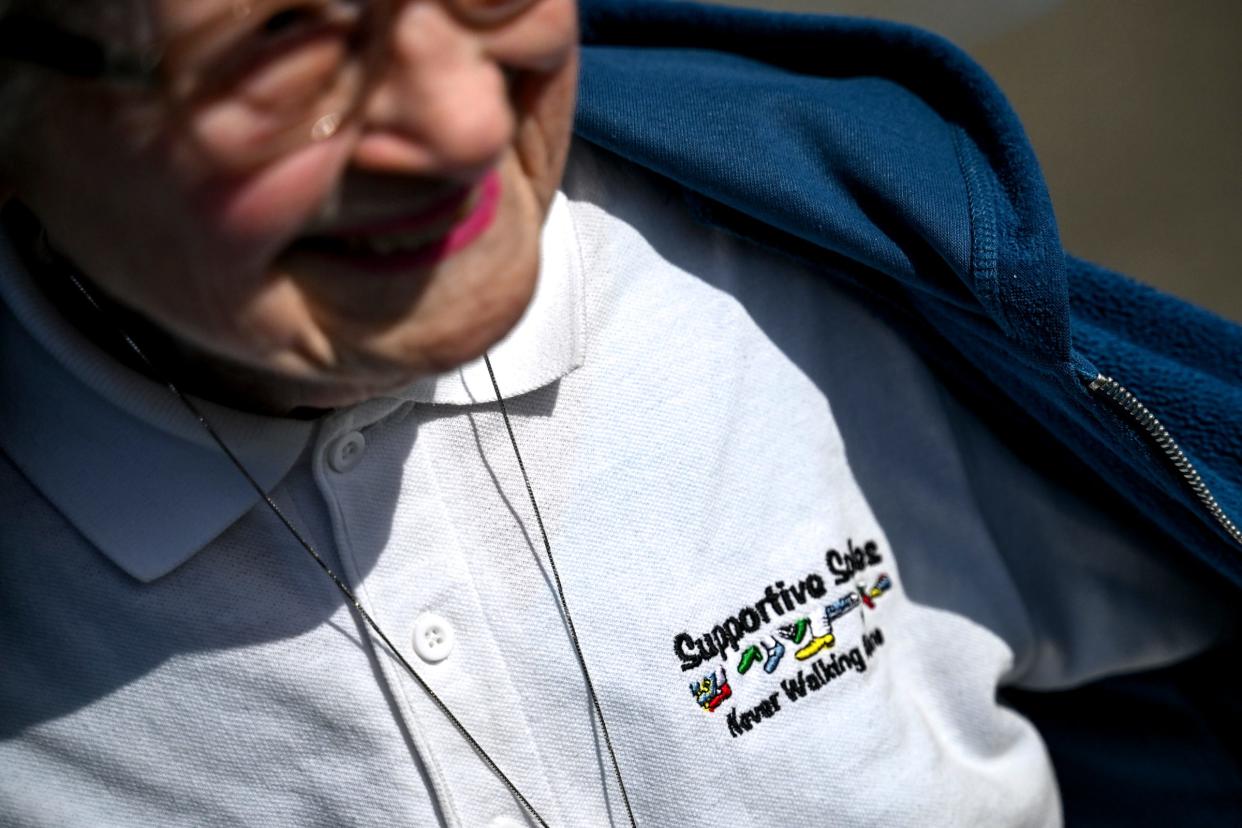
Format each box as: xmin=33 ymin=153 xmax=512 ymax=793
xmin=717 ymin=0 xmax=1242 ymax=322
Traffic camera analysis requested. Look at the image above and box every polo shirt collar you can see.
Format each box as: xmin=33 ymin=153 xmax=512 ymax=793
xmin=0 ymin=191 xmax=585 ymax=582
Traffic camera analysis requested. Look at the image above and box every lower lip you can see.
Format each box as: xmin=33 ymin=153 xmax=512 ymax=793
xmin=309 ymin=170 xmax=502 ymax=273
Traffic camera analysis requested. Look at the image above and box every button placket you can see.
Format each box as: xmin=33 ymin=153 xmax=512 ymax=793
xmin=316 ymin=410 xmax=563 ymax=828
xmin=311 ymin=404 xmax=469 ymax=827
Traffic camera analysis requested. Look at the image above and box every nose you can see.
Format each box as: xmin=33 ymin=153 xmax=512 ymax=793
xmin=349 ymin=2 xmax=515 ymax=178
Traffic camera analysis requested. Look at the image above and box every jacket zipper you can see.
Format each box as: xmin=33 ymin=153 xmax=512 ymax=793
xmin=1088 ymin=373 xmax=1242 ymax=547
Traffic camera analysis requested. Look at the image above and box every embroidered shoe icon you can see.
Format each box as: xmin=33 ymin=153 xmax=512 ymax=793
xmin=825 ymin=591 xmax=861 ymax=622
xmin=794 ymin=630 xmax=835 ymax=661
xmin=794 ymin=604 xmax=843 ymax=661
xmin=738 ymin=644 xmax=762 ymax=675
xmin=690 ymin=666 xmax=732 ymax=712
xmin=778 ymin=617 xmax=810 ymax=644
xmin=858 ymin=573 xmax=893 ymax=608
xmin=762 ymin=638 xmax=786 ymax=673
xmin=793 ymin=608 xmax=832 ymax=660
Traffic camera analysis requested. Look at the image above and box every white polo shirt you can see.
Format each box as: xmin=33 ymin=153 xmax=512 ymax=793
xmin=1 ymin=142 xmax=1232 ymax=827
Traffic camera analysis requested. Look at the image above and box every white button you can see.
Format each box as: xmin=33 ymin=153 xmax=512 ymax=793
xmin=488 ymin=818 xmax=527 ymax=828
xmin=327 ymin=431 xmax=366 ymax=473
xmin=412 ymin=612 xmax=455 ymax=663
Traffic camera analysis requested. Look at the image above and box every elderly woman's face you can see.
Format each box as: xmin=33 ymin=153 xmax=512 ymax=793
xmin=7 ymin=0 xmax=579 ymax=408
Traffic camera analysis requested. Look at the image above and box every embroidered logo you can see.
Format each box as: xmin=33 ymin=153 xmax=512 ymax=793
xmin=690 ymin=666 xmax=732 ymax=712
xmin=674 ymin=538 xmax=894 ymax=733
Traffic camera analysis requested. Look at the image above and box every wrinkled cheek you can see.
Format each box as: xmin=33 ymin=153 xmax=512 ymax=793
xmin=513 ymin=52 xmax=578 ymax=211
xmin=191 ymin=134 xmax=355 ymax=250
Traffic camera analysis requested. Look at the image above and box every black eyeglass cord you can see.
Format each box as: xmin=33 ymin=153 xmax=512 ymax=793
xmin=482 ymin=356 xmax=637 ymax=828
xmin=64 ymin=271 xmax=637 ymax=828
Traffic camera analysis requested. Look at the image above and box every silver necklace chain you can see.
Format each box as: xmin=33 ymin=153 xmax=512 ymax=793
xmin=64 ymin=270 xmax=636 ymax=828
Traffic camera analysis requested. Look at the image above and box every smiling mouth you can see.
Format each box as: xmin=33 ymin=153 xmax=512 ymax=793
xmin=292 ymin=170 xmax=502 ymax=268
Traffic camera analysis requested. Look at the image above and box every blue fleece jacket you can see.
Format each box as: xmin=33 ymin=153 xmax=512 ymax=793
xmin=574 ymin=0 xmax=1242 ymax=587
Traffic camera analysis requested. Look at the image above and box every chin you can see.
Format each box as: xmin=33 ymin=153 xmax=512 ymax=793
xmin=307 ymin=259 xmax=539 ymax=407
xmin=396 ymin=256 xmax=539 ymax=377
xmin=386 ymin=197 xmax=543 ymax=375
